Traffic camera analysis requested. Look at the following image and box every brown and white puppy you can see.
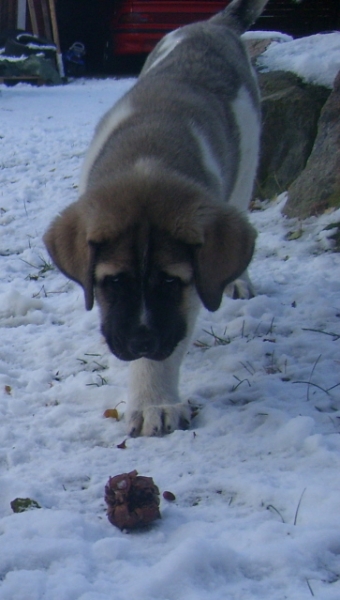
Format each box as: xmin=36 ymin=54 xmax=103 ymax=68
xmin=44 ymin=0 xmax=268 ymax=436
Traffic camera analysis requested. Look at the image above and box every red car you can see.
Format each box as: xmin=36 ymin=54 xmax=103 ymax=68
xmin=107 ymin=0 xmax=228 ymax=58
xmin=105 ymin=0 xmax=231 ymax=67
xmin=104 ymin=0 xmax=339 ymax=67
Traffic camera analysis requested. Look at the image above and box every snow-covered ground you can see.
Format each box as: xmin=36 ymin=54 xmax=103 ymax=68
xmin=0 ymin=32 xmax=340 ymax=600
xmin=254 ymin=30 xmax=340 ymax=87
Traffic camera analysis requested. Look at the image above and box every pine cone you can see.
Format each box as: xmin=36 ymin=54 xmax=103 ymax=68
xmin=105 ymin=470 xmax=161 ymax=530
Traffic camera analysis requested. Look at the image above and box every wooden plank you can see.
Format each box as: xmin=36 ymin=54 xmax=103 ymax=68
xmin=0 ymin=76 xmax=44 ymax=85
xmin=17 ymin=0 xmax=27 ymax=29
xmin=40 ymin=0 xmax=53 ymax=41
xmin=27 ymin=0 xmax=39 ymax=35
xmin=48 ymin=0 xmax=65 ymax=78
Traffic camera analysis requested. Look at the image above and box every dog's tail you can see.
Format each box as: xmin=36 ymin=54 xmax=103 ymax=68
xmin=210 ymin=0 xmax=269 ymax=35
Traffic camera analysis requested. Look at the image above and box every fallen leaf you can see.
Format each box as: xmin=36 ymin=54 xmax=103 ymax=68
xmin=10 ymin=497 xmax=41 ymax=513
xmin=285 ymin=229 xmax=303 ymax=241
xmin=163 ymin=491 xmax=176 ymax=502
xmin=103 ymin=408 xmax=119 ymax=420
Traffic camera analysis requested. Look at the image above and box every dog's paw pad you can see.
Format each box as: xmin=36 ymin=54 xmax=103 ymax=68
xmin=127 ymin=411 xmax=144 ymax=437
xmin=126 ymin=403 xmax=195 ymax=437
xmin=161 ymin=405 xmax=191 ymax=435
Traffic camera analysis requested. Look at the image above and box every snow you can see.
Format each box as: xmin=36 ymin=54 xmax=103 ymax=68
xmin=256 ymin=31 xmax=340 ymax=88
xmin=243 ymin=30 xmax=293 ymax=42
xmin=0 ymin=32 xmax=340 ymax=600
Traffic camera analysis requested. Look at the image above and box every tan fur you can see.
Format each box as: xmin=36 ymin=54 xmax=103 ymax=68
xmin=44 ymin=168 xmax=256 ymax=313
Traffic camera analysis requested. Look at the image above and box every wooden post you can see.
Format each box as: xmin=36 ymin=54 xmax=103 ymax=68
xmin=48 ymin=0 xmax=65 ymax=78
xmin=40 ymin=0 xmax=53 ymax=40
xmin=27 ymin=0 xmax=39 ymax=35
xmin=17 ymin=0 xmax=27 ymax=29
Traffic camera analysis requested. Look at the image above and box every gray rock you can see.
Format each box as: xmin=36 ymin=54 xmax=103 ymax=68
xmin=254 ymin=71 xmax=330 ymax=201
xmin=284 ymin=70 xmax=340 ymax=218
xmin=244 ymin=38 xmax=273 ymax=62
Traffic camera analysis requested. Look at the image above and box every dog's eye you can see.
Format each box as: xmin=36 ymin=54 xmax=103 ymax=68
xmin=100 ymin=273 xmax=125 ymax=287
xmin=159 ymin=273 xmax=181 ymax=286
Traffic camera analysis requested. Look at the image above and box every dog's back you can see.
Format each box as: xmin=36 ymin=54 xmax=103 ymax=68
xmin=141 ymin=0 xmax=266 ymax=88
xmin=81 ymin=0 xmax=268 ymax=205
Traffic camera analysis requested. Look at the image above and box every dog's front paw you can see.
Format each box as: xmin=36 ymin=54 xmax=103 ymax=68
xmin=127 ymin=403 xmax=196 ymax=437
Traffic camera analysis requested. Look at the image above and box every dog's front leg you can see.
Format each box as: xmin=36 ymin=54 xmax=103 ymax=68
xmin=126 ymin=339 xmax=193 ymax=436
xmin=224 ymin=269 xmax=255 ymax=300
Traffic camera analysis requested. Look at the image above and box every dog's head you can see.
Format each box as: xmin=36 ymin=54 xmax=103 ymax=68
xmin=44 ymin=169 xmax=256 ymax=361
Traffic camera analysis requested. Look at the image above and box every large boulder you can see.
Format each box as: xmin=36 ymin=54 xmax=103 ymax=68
xmin=244 ymin=37 xmax=273 ymax=61
xmin=284 ymin=70 xmax=340 ymax=218
xmin=254 ymin=71 xmax=330 ymax=201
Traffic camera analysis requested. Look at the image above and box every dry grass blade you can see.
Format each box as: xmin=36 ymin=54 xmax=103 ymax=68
xmin=232 ymin=375 xmax=251 ymax=392
xmin=294 ymin=488 xmax=306 ymax=526
xmin=302 ymin=328 xmax=340 ymax=341
xmin=293 ymin=355 xmax=323 ymax=401
xmin=267 ymin=504 xmax=285 ymax=523
xmin=306 ymin=578 xmax=315 ymax=597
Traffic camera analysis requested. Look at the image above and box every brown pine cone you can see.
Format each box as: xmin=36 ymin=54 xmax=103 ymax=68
xmin=105 ymin=470 xmax=161 ymax=530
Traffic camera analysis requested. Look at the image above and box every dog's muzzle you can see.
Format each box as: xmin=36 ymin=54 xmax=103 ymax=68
xmin=127 ymin=325 xmax=158 ymax=358
xmin=103 ymin=324 xmax=176 ymax=362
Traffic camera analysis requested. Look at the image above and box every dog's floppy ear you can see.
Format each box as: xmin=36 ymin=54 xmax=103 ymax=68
xmin=43 ymin=201 xmax=96 ymax=311
xmin=193 ymin=206 xmax=256 ymax=311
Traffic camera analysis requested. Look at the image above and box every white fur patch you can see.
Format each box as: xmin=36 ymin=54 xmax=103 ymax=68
xmin=143 ymin=29 xmax=184 ymax=73
xmin=229 ymin=86 xmax=260 ymax=210
xmin=79 ymin=99 xmax=133 ymax=193
xmin=134 ymin=157 xmax=160 ymax=176
xmin=191 ymin=124 xmax=224 ymax=194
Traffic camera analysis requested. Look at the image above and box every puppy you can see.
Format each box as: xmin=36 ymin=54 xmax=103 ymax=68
xmin=44 ymin=0 xmax=268 ymax=436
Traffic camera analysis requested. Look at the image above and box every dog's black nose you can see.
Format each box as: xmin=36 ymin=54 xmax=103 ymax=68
xmin=128 ymin=326 xmax=157 ymax=358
